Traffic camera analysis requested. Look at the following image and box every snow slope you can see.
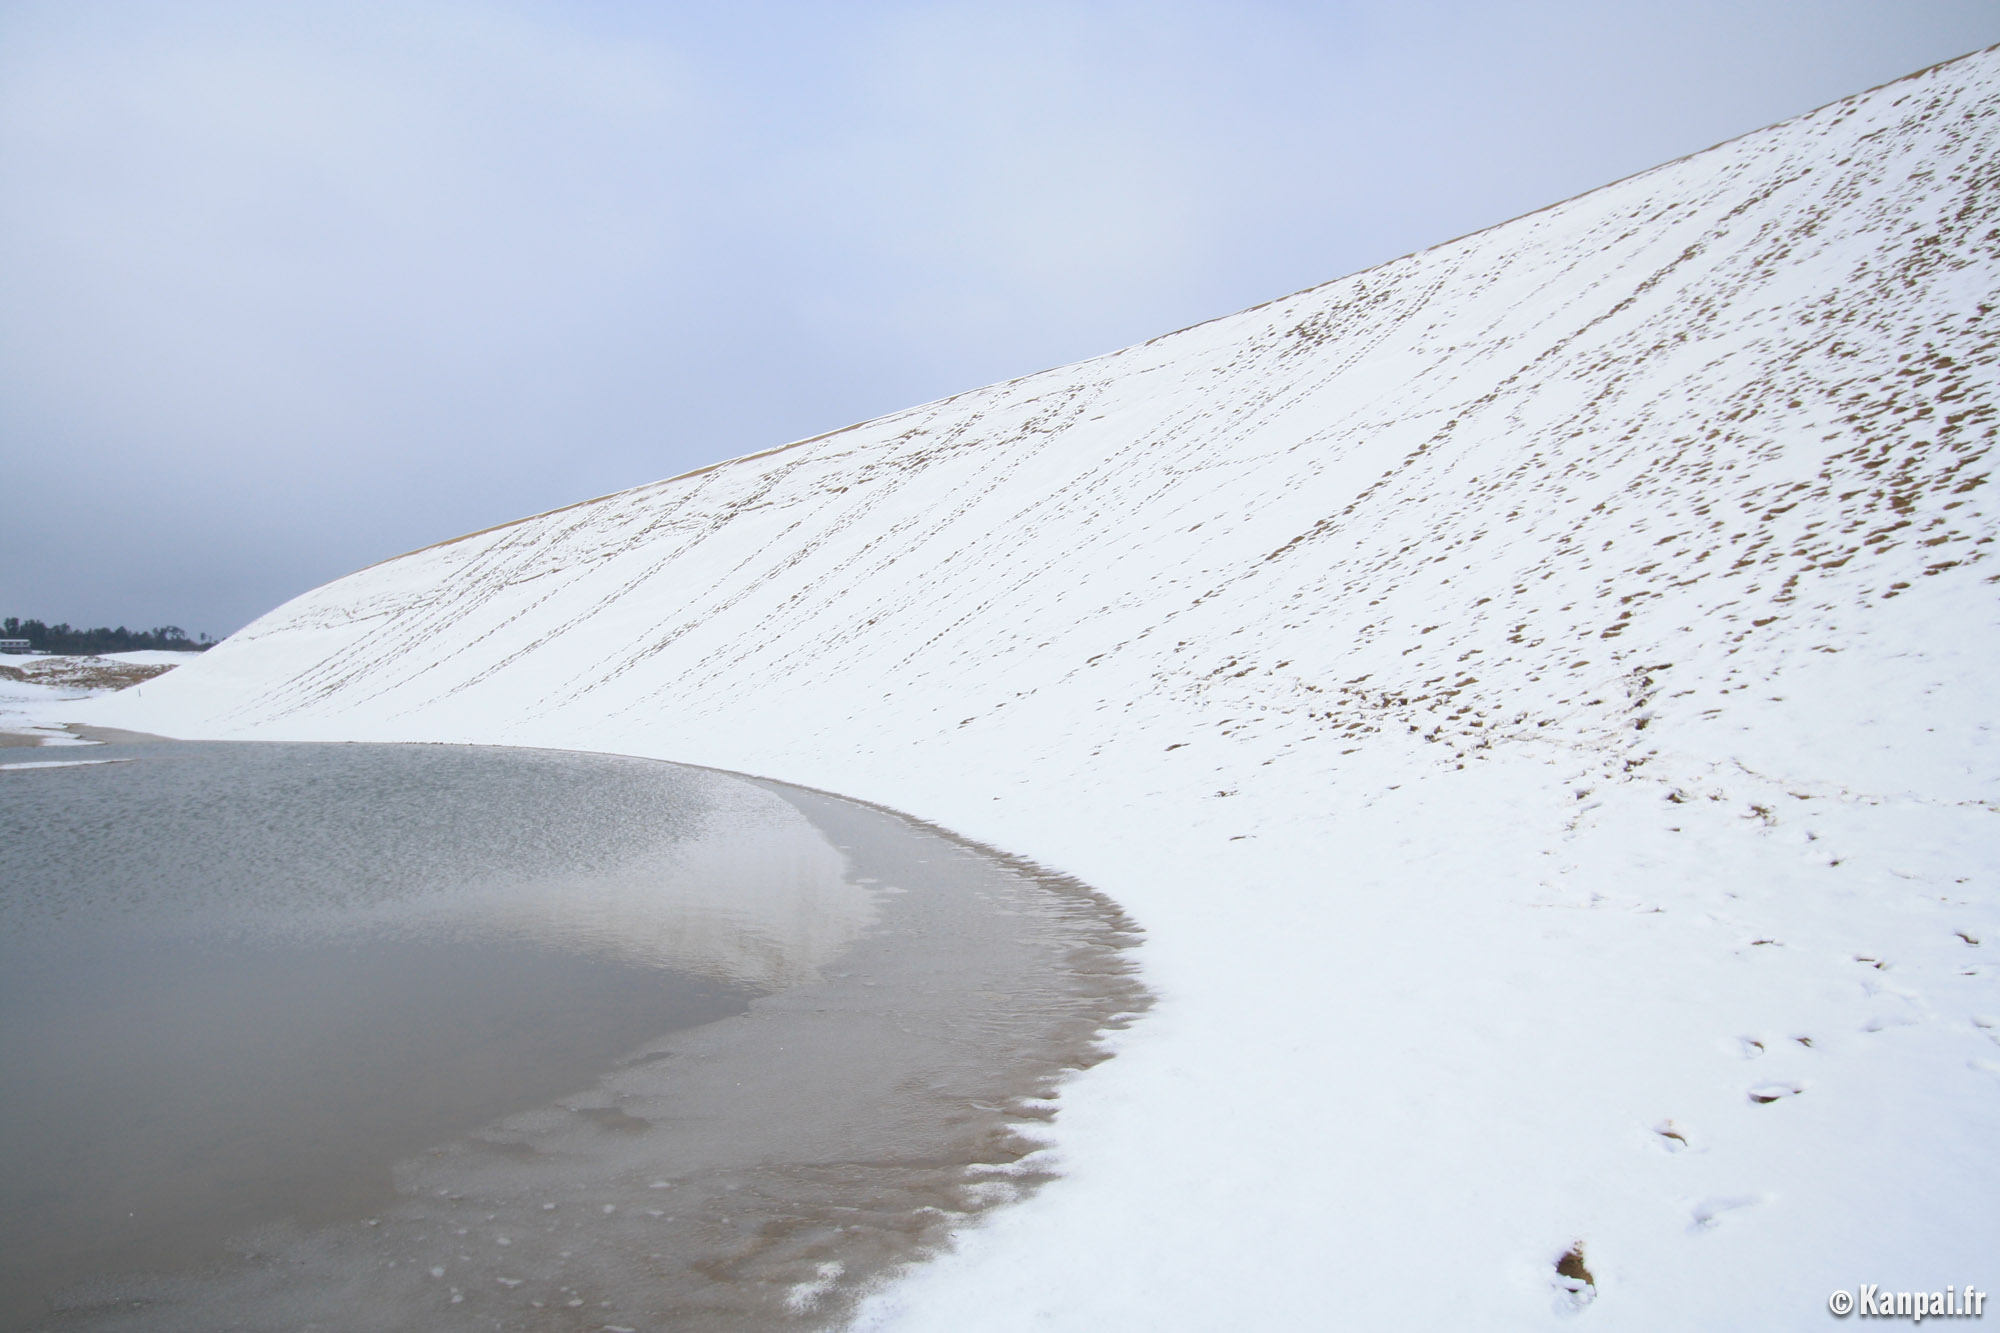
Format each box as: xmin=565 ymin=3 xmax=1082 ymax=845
xmin=86 ymin=49 xmax=2000 ymax=1329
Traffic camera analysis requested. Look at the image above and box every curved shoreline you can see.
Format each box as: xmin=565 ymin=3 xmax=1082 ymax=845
xmin=9 ymin=740 xmax=1148 ymax=1332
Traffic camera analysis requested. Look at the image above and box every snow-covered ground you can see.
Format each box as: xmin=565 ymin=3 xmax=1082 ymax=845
xmin=77 ymin=49 xmax=1999 ymax=1329
xmin=88 ymin=650 xmax=214 ymax=667
xmin=0 ymin=673 xmax=90 ymax=744
xmin=0 ymin=652 xmax=193 ymax=745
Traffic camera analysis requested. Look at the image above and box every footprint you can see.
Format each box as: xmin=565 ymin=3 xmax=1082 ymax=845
xmin=1553 ymin=1242 xmax=1596 ymax=1310
xmin=1690 ymin=1195 xmax=1763 ymax=1232
xmin=1747 ymin=1082 xmax=1803 ymax=1104
xmin=1738 ymin=1037 xmax=1765 ymax=1059
xmin=1651 ymin=1119 xmax=1696 ymax=1152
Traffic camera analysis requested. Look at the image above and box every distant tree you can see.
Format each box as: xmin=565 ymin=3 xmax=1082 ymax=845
xmin=0 ymin=617 xmax=214 ymax=654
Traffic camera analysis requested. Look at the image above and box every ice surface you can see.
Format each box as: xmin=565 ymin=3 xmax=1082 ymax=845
xmin=5 ymin=756 xmax=1141 ymax=1330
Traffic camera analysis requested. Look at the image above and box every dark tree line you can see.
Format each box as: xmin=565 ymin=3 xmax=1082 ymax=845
xmin=1 ymin=618 xmax=214 ymax=654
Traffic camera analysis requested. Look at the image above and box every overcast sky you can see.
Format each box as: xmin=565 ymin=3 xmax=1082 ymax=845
xmin=3 ymin=1 xmax=1994 ymax=637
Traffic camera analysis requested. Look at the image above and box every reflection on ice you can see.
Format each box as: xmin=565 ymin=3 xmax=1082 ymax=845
xmin=367 ymin=778 xmax=875 ymax=990
xmin=205 ymin=771 xmax=878 ymax=991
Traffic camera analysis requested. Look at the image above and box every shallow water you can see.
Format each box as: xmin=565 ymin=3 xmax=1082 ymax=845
xmin=0 ymin=741 xmax=1145 ymax=1331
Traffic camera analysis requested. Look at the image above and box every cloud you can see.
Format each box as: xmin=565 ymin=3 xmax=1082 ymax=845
xmin=1 ymin=2 xmax=698 ymax=466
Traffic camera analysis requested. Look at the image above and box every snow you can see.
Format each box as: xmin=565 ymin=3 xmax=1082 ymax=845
xmin=0 ymin=652 xmax=193 ymax=744
xmin=76 ymin=49 xmax=2000 ymax=1328
xmin=94 ymin=650 xmax=211 ymax=666
xmin=0 ymin=758 xmax=129 ymax=770
xmin=0 ymin=668 xmax=100 ymax=746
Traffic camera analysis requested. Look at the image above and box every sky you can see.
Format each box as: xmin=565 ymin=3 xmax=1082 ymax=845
xmin=2 ymin=1 xmax=1995 ymax=639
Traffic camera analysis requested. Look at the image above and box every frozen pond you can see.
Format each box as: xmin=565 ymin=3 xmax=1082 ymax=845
xmin=0 ymin=740 xmax=1144 ymax=1331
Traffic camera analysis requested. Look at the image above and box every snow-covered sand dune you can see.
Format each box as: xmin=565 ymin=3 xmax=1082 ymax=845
xmin=89 ymin=48 xmax=1999 ymax=1328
